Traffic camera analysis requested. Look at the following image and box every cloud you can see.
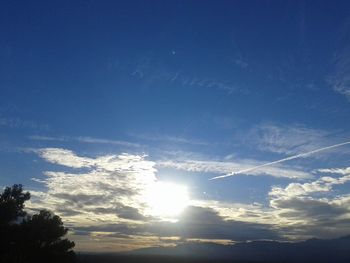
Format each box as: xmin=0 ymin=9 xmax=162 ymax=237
xmin=0 ymin=116 xmax=49 ymax=130
xmin=245 ymin=123 xmax=336 ymax=155
xmin=145 ymin=206 xmax=280 ymax=241
xmin=129 ymin=133 xmax=209 ymax=146
xmin=75 ymin=205 xmax=279 ymax=242
xmin=27 ymin=147 xmax=283 ymax=251
xmin=28 ymin=147 xmax=350 ymax=251
xmin=29 ymin=148 xmax=157 ymax=228
xmin=268 ymin=166 xmax=350 ymax=239
xmin=158 ymin=159 xmax=311 ymax=179
xmin=30 ymin=135 xmax=141 ymax=148
xmin=38 ymin=148 xmax=95 ymax=168
xmin=212 ymin=140 xmax=350 ymax=180
xmin=131 ymin=56 xmax=243 ymax=94
xmin=270 ymin=169 xmax=350 ymax=199
xmin=328 ymin=46 xmax=350 ymax=101
xmin=76 ymin=137 xmax=141 ymax=148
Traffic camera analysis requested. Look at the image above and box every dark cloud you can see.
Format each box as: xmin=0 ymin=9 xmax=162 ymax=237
xmin=273 ymin=196 xmax=350 ymax=239
xmin=91 ymin=205 xmax=148 ymax=221
xmin=275 ymin=197 xmax=347 ymax=221
xmin=52 ymin=193 xmax=108 ymax=206
xmin=148 ymin=206 xmax=280 ymax=241
xmin=117 ymin=206 xmax=147 ymax=221
xmin=75 ymin=206 xmax=280 ymax=242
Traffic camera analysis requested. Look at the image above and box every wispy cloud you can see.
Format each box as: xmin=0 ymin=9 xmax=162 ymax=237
xmin=328 ymin=45 xmax=350 ymax=101
xmin=76 ymin=137 xmax=141 ymax=148
xmin=129 ymin=133 xmax=209 ymax=146
xmin=0 ymin=116 xmax=49 ymax=130
xmin=131 ymin=56 xmax=244 ymax=94
xmin=243 ymin=123 xmax=338 ymax=155
xmin=211 ymin=140 xmax=350 ymax=180
xmin=158 ymin=158 xmax=311 ymax=179
xmin=29 ymin=135 xmax=142 ymax=148
xmin=29 ymin=135 xmax=68 ymax=142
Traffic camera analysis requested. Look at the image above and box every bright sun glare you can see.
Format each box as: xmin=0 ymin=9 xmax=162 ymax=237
xmin=146 ymin=182 xmax=189 ymax=218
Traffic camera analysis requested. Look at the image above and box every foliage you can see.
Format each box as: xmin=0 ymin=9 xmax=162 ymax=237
xmin=0 ymin=184 xmax=76 ymax=263
xmin=0 ymin=184 xmax=30 ymax=225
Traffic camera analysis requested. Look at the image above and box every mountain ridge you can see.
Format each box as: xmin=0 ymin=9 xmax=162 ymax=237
xmin=127 ymin=235 xmax=350 ymax=262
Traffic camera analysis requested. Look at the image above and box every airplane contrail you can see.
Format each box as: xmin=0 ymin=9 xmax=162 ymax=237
xmin=210 ymin=140 xmax=350 ymax=180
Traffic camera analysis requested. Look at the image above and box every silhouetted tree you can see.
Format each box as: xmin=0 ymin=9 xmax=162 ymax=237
xmin=20 ymin=210 xmax=76 ymax=263
xmin=0 ymin=184 xmax=30 ymax=225
xmin=0 ymin=184 xmax=76 ymax=263
xmin=0 ymin=184 xmax=30 ymax=263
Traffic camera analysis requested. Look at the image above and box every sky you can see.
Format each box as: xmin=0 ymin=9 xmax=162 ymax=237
xmin=1 ymin=0 xmax=350 ymax=252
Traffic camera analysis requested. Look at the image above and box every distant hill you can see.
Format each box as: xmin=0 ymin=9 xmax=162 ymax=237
xmin=127 ymin=235 xmax=350 ymax=263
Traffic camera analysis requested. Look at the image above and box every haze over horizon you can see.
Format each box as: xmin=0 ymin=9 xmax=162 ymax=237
xmin=1 ymin=0 xmax=350 ymax=253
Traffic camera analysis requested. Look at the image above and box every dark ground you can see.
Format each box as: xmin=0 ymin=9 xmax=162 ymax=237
xmin=77 ymin=236 xmax=350 ymax=263
xmin=77 ymin=254 xmax=285 ymax=263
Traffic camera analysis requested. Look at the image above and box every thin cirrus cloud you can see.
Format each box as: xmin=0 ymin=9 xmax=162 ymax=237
xmin=244 ymin=123 xmax=335 ymax=155
xmin=131 ymin=56 xmax=240 ymax=94
xmin=158 ymin=159 xmax=311 ymax=179
xmin=0 ymin=116 xmax=49 ymax=130
xmin=328 ymin=46 xmax=350 ymax=101
xmin=211 ymin=140 xmax=350 ymax=180
xmin=29 ymin=135 xmax=142 ymax=148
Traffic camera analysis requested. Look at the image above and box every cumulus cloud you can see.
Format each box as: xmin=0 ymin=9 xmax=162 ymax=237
xmin=268 ymin=166 xmax=350 ymax=239
xmin=27 ymin=148 xmax=283 ymax=251
xmin=28 ymin=147 xmax=350 ymax=251
xmin=270 ymin=169 xmax=350 ymax=198
xmin=30 ymin=148 xmax=157 ymax=227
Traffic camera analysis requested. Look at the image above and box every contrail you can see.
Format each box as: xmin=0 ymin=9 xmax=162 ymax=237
xmin=210 ymin=140 xmax=350 ymax=180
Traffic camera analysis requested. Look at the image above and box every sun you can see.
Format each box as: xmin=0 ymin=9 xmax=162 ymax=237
xmin=146 ymin=182 xmax=189 ymax=218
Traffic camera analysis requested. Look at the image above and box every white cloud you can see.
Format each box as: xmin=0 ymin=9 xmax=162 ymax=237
xmin=30 ymin=135 xmax=141 ymax=148
xmin=270 ymin=170 xmax=350 ymax=199
xmin=30 ymin=148 xmax=157 ymax=227
xmin=76 ymin=137 xmax=141 ymax=148
xmin=28 ymin=147 xmax=350 ymax=249
xmin=157 ymin=158 xmax=311 ymax=179
xmin=328 ymin=46 xmax=350 ymax=101
xmin=38 ymin=148 xmax=95 ymax=168
xmin=245 ymin=123 xmax=335 ymax=155
xmin=28 ymin=148 xmax=281 ymax=250
xmin=268 ymin=166 xmax=350 ymax=239
xmin=317 ymin=166 xmax=350 ymax=175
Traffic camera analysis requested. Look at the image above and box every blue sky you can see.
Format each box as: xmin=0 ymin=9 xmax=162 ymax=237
xmin=1 ymin=0 xmax=350 ymax=252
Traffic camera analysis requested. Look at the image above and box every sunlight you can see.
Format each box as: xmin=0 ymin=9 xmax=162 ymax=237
xmin=146 ymin=182 xmax=189 ymax=218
